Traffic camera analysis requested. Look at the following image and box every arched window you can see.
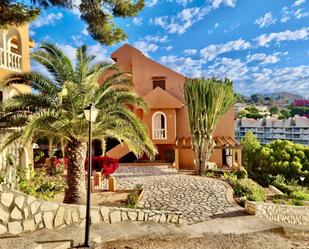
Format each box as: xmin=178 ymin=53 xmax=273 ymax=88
xmin=152 ymin=111 xmax=167 ymax=139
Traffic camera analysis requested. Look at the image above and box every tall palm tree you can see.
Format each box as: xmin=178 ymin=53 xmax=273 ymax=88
xmin=0 ymin=43 xmax=157 ymax=204
xmin=184 ymin=77 xmax=235 ymax=175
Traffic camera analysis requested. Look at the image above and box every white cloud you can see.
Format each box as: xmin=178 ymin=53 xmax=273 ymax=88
xmin=224 ymin=22 xmax=240 ymax=33
xmin=214 ymin=22 xmax=219 ymax=28
xmin=144 ymin=35 xmax=168 ymax=43
xmin=293 ymin=0 xmax=306 ymax=6
xmin=255 ymin=12 xmax=277 ymax=28
xmin=294 ymin=8 xmax=309 ymax=19
xmin=246 ymin=53 xmax=281 ymax=65
xmin=71 ymin=35 xmax=83 ymax=47
xmin=281 ymin=7 xmax=291 ymax=22
xmin=133 ymin=41 xmax=158 ymax=56
xmin=150 ymin=6 xmax=212 ymax=34
xmin=164 ymin=46 xmax=173 ymax=51
xmin=146 ymin=0 xmax=159 ymax=7
xmin=31 ymin=12 xmax=63 ymax=28
xmin=255 ymin=27 xmax=309 ymax=47
xmin=205 ymin=57 xmax=249 ymax=82
xmin=200 ymin=39 xmax=250 ymax=61
xmin=211 ymin=0 xmax=237 ymax=9
xmin=29 ymin=30 xmax=35 ymax=37
xmin=71 ymin=0 xmax=81 ymax=16
xmin=81 ymin=26 xmax=89 ymax=36
xmin=132 ymin=17 xmax=143 ymax=26
xmin=160 ymin=55 xmax=205 ymax=77
xmin=183 ymin=49 xmax=197 ymax=55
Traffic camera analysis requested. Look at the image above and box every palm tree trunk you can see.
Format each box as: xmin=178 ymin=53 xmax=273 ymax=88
xmin=63 ymin=139 xmax=87 ymax=204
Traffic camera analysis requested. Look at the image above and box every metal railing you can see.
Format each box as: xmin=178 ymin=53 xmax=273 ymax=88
xmin=0 ymin=48 xmax=22 ymax=71
xmin=153 ymin=128 xmax=167 ymax=139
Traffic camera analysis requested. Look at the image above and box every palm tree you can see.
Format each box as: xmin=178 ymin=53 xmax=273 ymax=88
xmin=0 ymin=43 xmax=157 ymax=204
xmin=184 ymin=77 xmax=235 ymax=175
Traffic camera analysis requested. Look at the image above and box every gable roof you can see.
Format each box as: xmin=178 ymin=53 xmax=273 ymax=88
xmin=142 ymin=87 xmax=183 ymax=109
xmin=111 ymin=43 xmax=185 ymax=78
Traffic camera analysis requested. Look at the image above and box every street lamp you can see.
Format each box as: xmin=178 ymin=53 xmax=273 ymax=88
xmin=300 ymin=176 xmax=305 ymax=190
xmin=83 ymin=103 xmax=99 ymax=247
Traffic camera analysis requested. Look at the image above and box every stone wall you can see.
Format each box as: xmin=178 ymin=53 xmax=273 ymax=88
xmin=0 ymin=188 xmax=182 ymax=235
xmin=245 ymin=201 xmax=309 ymax=226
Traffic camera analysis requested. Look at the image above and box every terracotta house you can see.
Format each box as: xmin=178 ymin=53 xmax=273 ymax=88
xmin=0 ymin=24 xmax=34 ymax=182
xmin=105 ymin=44 xmax=241 ymax=171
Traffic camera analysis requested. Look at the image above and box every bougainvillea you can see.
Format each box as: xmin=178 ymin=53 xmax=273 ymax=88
xmin=85 ymin=156 xmax=118 ymax=178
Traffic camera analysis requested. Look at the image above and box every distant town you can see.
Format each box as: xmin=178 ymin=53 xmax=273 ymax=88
xmin=235 ymin=92 xmax=309 ymax=146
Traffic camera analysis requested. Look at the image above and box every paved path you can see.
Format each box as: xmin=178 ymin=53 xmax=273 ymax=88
xmin=114 ymin=166 xmax=240 ymax=223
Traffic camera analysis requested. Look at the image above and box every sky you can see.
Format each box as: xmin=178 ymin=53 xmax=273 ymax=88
xmin=29 ymin=0 xmax=309 ymax=97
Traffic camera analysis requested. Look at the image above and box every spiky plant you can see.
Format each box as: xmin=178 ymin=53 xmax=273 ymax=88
xmin=184 ymin=77 xmax=235 ymax=175
xmin=0 ymin=42 xmax=157 ymax=204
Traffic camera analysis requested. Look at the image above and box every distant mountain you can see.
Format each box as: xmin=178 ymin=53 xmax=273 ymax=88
xmin=262 ymin=92 xmax=304 ymax=102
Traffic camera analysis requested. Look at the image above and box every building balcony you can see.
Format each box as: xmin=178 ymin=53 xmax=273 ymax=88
xmin=152 ymin=128 xmax=167 ymax=140
xmin=0 ymin=48 xmax=22 ymax=72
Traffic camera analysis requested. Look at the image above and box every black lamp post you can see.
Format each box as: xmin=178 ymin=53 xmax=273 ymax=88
xmin=300 ymin=176 xmax=305 ymax=191
xmin=83 ymin=103 xmax=99 ymax=247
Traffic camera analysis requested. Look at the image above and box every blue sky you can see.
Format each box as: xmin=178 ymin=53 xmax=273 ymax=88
xmin=29 ymin=0 xmax=309 ymax=97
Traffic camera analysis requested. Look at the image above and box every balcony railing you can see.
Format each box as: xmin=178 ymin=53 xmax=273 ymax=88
xmin=0 ymin=48 xmax=22 ymax=72
xmin=153 ymin=129 xmax=167 ymax=140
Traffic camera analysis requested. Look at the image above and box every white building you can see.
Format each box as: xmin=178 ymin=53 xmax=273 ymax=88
xmin=235 ymin=116 xmax=309 ymax=146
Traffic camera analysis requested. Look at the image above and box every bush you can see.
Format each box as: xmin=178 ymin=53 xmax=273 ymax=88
xmin=292 ymin=199 xmax=304 ymax=206
xmin=18 ymin=169 xmax=65 ymax=200
xmin=272 ymin=176 xmax=293 ymax=194
xmin=235 ymin=168 xmax=248 ymax=179
xmin=233 ymin=178 xmax=266 ymax=202
xmin=125 ymin=184 xmax=143 ymax=208
xmin=291 ymin=191 xmax=309 ymax=201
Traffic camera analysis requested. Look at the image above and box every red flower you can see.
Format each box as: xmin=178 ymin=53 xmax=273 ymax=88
xmin=85 ymin=156 xmax=118 ymax=178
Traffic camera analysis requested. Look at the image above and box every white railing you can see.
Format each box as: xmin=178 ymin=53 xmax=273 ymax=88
xmin=0 ymin=47 xmax=22 ymax=71
xmin=153 ymin=129 xmax=167 ymax=140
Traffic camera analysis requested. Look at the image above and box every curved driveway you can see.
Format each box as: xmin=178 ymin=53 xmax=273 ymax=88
xmin=114 ymin=166 xmax=240 ymax=223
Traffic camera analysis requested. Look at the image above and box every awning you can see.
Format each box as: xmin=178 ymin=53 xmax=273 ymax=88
xmin=175 ymin=136 xmax=241 ymax=149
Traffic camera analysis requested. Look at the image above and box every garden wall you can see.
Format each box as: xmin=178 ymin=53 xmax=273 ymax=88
xmin=0 ymin=187 xmax=182 ymax=235
xmin=245 ymin=201 xmax=309 ymax=226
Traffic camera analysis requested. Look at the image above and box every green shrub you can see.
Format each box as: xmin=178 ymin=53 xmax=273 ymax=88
xmin=272 ymin=176 xmax=293 ymax=194
xmin=235 ymin=168 xmax=248 ymax=179
xmin=233 ymin=178 xmax=266 ymax=202
xmin=292 ymin=199 xmax=304 ymax=206
xmin=291 ymin=191 xmax=309 ymax=201
xmin=18 ymin=169 xmax=65 ymax=200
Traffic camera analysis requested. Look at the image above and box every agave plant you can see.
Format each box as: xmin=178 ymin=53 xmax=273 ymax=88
xmin=184 ymin=77 xmax=235 ymax=175
xmin=0 ymin=42 xmax=157 ymax=204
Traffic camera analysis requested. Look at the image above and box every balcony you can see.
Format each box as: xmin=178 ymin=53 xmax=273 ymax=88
xmin=0 ymin=48 xmax=22 ymax=72
xmin=152 ymin=129 xmax=167 ymax=140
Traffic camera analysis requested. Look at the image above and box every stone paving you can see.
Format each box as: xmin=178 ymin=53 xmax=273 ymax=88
xmin=114 ymin=166 xmax=240 ymax=223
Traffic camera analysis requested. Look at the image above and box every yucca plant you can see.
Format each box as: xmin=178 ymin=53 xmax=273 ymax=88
xmin=184 ymin=77 xmax=235 ymax=175
xmin=0 ymin=42 xmax=157 ymax=204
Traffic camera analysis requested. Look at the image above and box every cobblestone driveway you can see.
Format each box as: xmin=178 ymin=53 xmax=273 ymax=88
xmin=114 ymin=166 xmax=240 ymax=223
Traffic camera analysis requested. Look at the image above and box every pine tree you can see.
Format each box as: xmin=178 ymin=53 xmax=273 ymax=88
xmin=0 ymin=0 xmax=144 ymax=45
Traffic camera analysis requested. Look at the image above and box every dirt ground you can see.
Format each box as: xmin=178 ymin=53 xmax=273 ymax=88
xmin=53 ymin=190 xmax=139 ymax=206
xmin=101 ymin=231 xmax=309 ymax=249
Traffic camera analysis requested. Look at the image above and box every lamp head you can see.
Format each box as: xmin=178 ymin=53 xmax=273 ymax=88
xmin=84 ymin=103 xmax=99 ymax=122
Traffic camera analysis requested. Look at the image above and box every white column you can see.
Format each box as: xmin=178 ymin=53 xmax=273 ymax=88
xmin=2 ymin=31 xmax=7 ymax=67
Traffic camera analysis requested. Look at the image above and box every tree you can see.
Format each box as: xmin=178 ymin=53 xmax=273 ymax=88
xmin=0 ymin=0 xmax=144 ymax=45
xmin=269 ymin=106 xmax=280 ymax=116
xmin=250 ymin=93 xmax=264 ymax=104
xmin=279 ymin=109 xmax=291 ymax=119
xmin=240 ymin=132 xmax=261 ymax=175
xmin=184 ymin=77 xmax=235 ymax=175
xmin=0 ymin=43 xmax=156 ymax=204
xmin=235 ymin=93 xmax=248 ymax=103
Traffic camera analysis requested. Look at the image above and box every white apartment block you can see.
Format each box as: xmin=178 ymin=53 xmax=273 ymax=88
xmin=235 ymin=116 xmax=309 ymax=146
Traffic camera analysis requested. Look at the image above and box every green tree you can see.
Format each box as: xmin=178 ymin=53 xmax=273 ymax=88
xmin=250 ymin=93 xmax=264 ymax=104
xmin=184 ymin=77 xmax=235 ymax=175
xmin=279 ymin=109 xmax=291 ymax=119
xmin=244 ymin=106 xmax=259 ymax=114
xmin=235 ymin=93 xmax=248 ymax=103
xmin=269 ymin=106 xmax=280 ymax=116
xmin=241 ymin=132 xmax=261 ymax=175
xmin=0 ymin=43 xmax=156 ymax=204
xmin=0 ymin=0 xmax=144 ymax=45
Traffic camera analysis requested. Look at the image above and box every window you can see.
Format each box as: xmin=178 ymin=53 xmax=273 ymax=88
xmin=111 ymin=57 xmax=117 ymax=62
xmin=152 ymin=77 xmax=166 ymax=90
xmin=152 ymin=111 xmax=167 ymax=139
xmin=0 ymin=91 xmax=3 ymax=103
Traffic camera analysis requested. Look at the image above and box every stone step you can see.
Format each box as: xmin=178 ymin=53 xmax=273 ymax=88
xmin=178 ymin=170 xmax=196 ymax=175
xmin=0 ymin=236 xmax=42 ymax=249
xmin=37 ymin=241 xmax=71 ymax=249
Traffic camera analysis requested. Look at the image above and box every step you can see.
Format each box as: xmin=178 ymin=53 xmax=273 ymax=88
xmin=0 ymin=236 xmax=42 ymax=249
xmin=178 ymin=170 xmax=196 ymax=175
xmin=37 ymin=240 xmax=71 ymax=249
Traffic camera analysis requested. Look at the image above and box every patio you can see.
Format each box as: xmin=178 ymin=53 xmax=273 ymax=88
xmin=114 ymin=165 xmax=241 ymax=223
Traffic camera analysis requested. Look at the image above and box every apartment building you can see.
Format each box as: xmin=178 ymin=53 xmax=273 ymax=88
xmin=235 ymin=116 xmax=309 ymax=146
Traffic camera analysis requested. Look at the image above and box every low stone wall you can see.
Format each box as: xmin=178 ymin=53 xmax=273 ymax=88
xmin=0 ymin=188 xmax=182 ymax=235
xmin=245 ymin=201 xmax=309 ymax=226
